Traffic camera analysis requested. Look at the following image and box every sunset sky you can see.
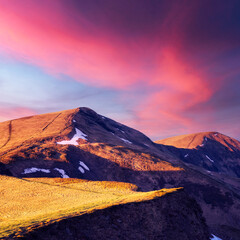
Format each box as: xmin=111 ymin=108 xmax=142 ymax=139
xmin=0 ymin=0 xmax=239 ymax=140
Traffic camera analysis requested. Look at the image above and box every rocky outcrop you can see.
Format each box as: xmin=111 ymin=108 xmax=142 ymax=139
xmin=16 ymin=189 xmax=210 ymax=240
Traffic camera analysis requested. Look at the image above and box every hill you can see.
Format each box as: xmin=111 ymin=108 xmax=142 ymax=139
xmin=0 ymin=176 xmax=210 ymax=240
xmin=0 ymin=107 xmax=157 ymax=159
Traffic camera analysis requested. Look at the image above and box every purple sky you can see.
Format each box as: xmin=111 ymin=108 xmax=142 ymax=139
xmin=0 ymin=0 xmax=239 ymax=140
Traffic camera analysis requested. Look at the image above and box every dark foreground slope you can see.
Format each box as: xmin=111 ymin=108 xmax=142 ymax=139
xmin=0 ymin=176 xmax=210 ymax=240
xmin=0 ymin=107 xmax=239 ymax=239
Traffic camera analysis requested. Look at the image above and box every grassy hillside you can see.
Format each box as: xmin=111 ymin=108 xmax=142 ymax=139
xmin=0 ymin=176 xmax=180 ymax=238
xmin=0 ymin=108 xmax=76 ymax=155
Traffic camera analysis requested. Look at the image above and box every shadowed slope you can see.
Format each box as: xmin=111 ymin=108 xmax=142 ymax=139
xmin=155 ymin=131 xmax=240 ymax=240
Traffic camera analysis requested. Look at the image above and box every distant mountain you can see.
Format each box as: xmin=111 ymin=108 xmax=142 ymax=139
xmin=0 ymin=108 xmax=240 ymax=239
xmin=156 ymin=132 xmax=240 ymax=150
xmin=156 ymin=132 xmax=240 ymax=178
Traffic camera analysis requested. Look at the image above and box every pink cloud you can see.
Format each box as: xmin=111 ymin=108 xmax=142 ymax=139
xmin=0 ymin=107 xmax=37 ymax=122
xmin=125 ymin=47 xmax=215 ymax=137
xmin=0 ymin=1 xmax=147 ymax=89
xmin=0 ymin=1 xmax=239 ymax=139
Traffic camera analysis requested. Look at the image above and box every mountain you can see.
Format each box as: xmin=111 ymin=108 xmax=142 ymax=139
xmin=156 ymin=132 xmax=240 ymax=178
xmin=0 ymin=107 xmax=157 ymax=157
xmin=0 ymin=107 xmax=239 ymax=239
xmin=156 ymin=132 xmax=240 ymax=150
xmin=0 ymin=107 xmax=179 ymax=185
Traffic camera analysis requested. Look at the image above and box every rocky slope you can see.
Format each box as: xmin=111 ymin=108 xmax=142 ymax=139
xmin=0 ymin=107 xmax=239 ymax=239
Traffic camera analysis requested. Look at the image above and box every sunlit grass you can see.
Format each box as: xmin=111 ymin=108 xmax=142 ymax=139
xmin=0 ymin=176 xmax=180 ymax=238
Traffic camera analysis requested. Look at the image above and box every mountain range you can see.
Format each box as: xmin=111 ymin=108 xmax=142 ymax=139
xmin=0 ymin=107 xmax=240 ymax=240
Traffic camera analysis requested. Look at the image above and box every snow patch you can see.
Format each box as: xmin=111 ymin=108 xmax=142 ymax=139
xmin=199 ymin=137 xmax=208 ymax=147
xmin=79 ymin=161 xmax=90 ymax=171
xmin=57 ymin=128 xmax=87 ymax=145
xmin=214 ymin=133 xmax=218 ymax=136
xmin=73 ymin=119 xmax=76 ymax=123
xmin=210 ymin=234 xmax=222 ymax=240
xmin=22 ymin=168 xmax=50 ymax=174
xmin=206 ymin=155 xmax=214 ymax=163
xmin=54 ymin=168 xmax=69 ymax=178
xmin=184 ymin=154 xmax=189 ymax=158
xmin=120 ymin=137 xmax=132 ymax=144
xmin=78 ymin=166 xmax=85 ymax=174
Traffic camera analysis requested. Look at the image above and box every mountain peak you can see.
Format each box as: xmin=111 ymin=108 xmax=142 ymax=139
xmin=0 ymin=107 xmax=157 ymax=160
xmin=77 ymin=107 xmax=98 ymax=115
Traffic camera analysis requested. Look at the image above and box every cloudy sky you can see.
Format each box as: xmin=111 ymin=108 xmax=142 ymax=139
xmin=0 ymin=0 xmax=239 ymax=140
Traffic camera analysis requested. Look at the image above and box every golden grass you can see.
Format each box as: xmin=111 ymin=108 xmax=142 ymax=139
xmin=26 ymin=178 xmax=139 ymax=193
xmin=0 ymin=176 xmax=180 ymax=238
xmin=80 ymin=143 xmax=183 ymax=171
xmin=155 ymin=132 xmax=212 ymax=149
xmin=0 ymin=108 xmax=77 ymax=153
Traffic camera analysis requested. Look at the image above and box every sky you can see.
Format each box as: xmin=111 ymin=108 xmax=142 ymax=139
xmin=0 ymin=0 xmax=239 ymax=140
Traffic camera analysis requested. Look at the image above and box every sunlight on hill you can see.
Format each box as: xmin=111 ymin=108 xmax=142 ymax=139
xmin=0 ymin=176 xmax=180 ymax=238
